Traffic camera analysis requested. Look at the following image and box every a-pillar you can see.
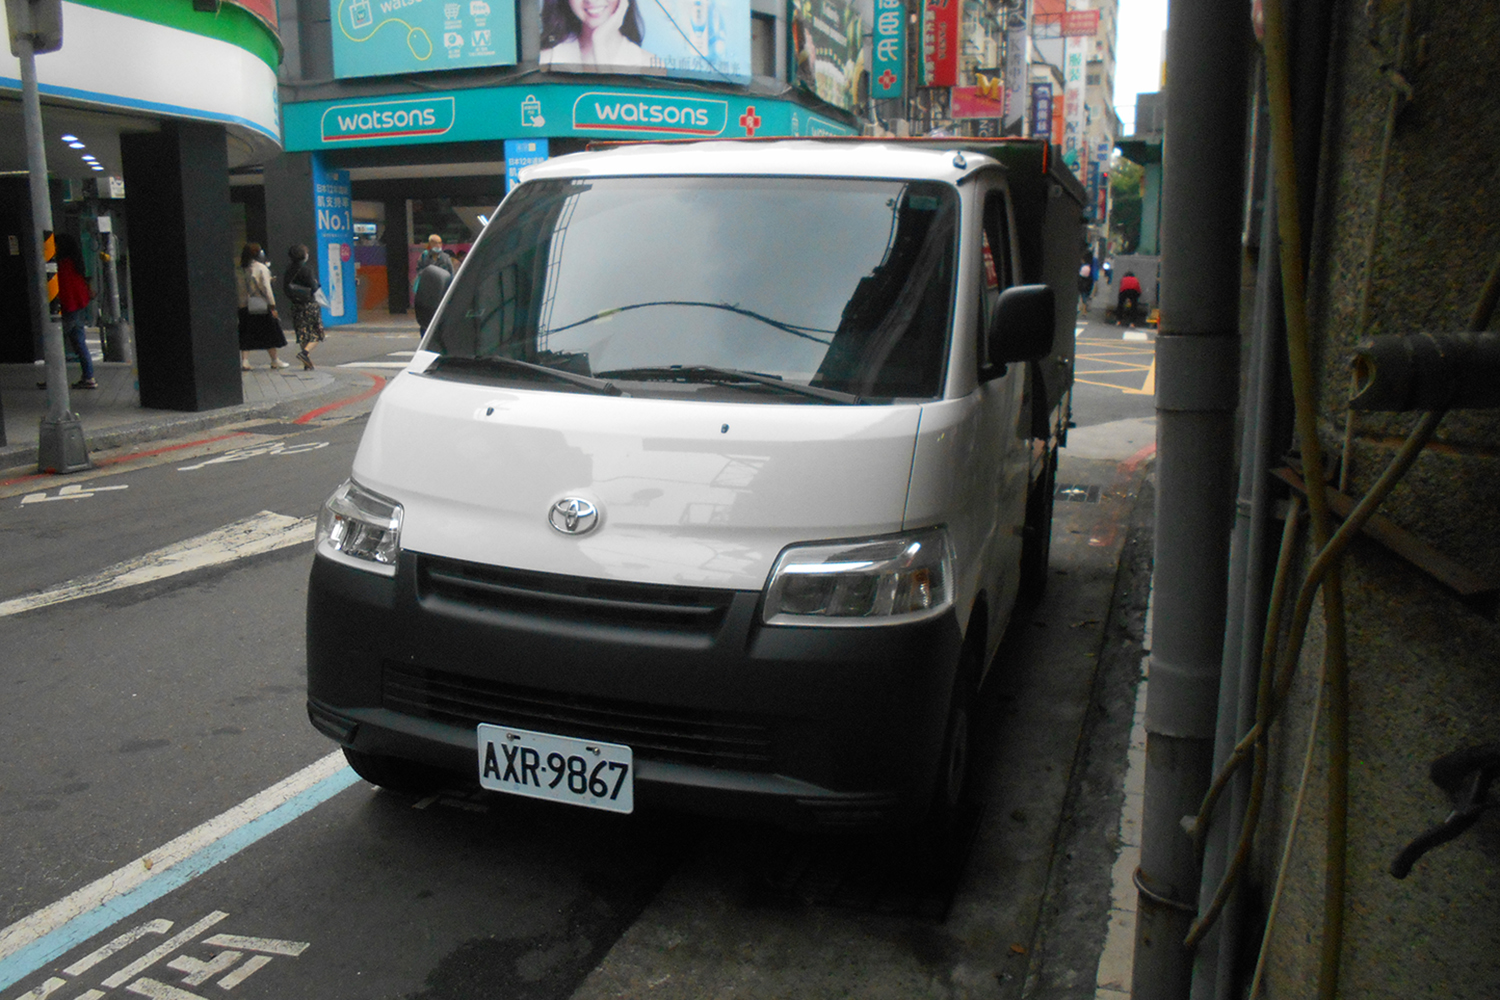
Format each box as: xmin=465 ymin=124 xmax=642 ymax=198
xmin=119 ymin=122 xmax=243 ymax=411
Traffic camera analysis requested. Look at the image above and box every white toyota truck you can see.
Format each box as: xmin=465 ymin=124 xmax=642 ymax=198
xmin=306 ymin=137 xmax=1083 ymax=831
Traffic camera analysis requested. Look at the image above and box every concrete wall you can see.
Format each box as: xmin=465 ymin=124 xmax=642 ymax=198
xmin=1256 ymin=1 xmax=1500 ymax=996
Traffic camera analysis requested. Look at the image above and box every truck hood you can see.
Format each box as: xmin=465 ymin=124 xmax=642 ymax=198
xmin=352 ymin=371 xmax=923 ymax=591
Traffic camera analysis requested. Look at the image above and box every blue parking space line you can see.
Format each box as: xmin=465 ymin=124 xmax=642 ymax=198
xmin=0 ymin=766 xmax=361 ymax=992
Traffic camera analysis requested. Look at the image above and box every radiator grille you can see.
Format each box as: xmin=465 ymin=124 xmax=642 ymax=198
xmin=418 ymin=556 xmax=737 ymax=633
xmin=383 ymin=663 xmax=774 ymax=770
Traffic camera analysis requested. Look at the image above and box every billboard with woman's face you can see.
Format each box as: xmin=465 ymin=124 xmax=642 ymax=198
xmin=539 ymin=0 xmax=751 ymax=80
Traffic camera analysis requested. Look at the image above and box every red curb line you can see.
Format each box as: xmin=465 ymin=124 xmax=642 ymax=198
xmin=294 ymin=372 xmax=387 ymax=425
xmin=3 ymin=432 xmax=256 ymax=487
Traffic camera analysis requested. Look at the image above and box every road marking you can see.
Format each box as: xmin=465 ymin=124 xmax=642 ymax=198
xmin=1123 ymin=331 xmax=1149 ymax=342
xmin=176 ymin=440 xmax=328 ymax=472
xmin=0 ymin=511 xmax=314 ymax=619
xmin=1122 ymin=357 xmax=1157 ymax=396
xmin=0 ymin=754 xmax=355 ymax=992
xmin=293 ymin=372 xmax=386 ymax=425
xmin=19 ymin=484 xmax=130 ymax=504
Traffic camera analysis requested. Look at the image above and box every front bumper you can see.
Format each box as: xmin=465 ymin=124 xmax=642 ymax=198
xmin=306 ymin=551 xmax=965 ymax=829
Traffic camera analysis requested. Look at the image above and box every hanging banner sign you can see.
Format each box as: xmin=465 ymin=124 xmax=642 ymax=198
xmin=921 ymin=0 xmax=957 ymax=87
xmin=1061 ymin=9 xmax=1100 ymax=36
xmin=1062 ymin=33 xmax=1086 ymax=177
xmin=1030 ymin=82 xmax=1052 ymax=140
xmin=871 ymin=0 xmax=904 ymax=100
xmin=1003 ymin=20 xmax=1026 ymax=134
xmin=330 ymin=0 xmax=518 ymax=79
xmin=311 ymin=156 xmax=357 ymax=326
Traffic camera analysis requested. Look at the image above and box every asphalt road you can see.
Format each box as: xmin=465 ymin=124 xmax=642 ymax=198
xmin=0 ymin=323 xmax=1157 ymax=1000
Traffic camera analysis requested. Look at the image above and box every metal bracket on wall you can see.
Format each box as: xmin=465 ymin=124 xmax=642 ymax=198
xmin=1391 ymin=742 xmax=1500 ymax=878
xmin=1272 ymin=466 xmax=1498 ymax=614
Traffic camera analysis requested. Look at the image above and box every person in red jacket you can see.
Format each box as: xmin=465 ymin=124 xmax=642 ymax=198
xmin=55 ymin=233 xmax=96 ymax=389
xmin=1117 ymin=271 xmax=1143 ymax=327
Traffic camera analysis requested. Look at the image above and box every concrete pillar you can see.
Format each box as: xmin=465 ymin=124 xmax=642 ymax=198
xmin=119 ymin=122 xmax=243 ymax=412
xmin=383 ymin=198 xmax=409 ymax=314
xmin=263 ymin=153 xmax=318 ymax=316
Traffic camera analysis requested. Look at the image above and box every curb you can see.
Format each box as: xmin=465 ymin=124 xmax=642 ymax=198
xmin=0 ymin=370 xmax=383 ymax=475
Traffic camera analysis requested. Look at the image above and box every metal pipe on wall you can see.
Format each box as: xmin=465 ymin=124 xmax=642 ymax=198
xmin=1132 ymin=1 xmax=1250 ymax=997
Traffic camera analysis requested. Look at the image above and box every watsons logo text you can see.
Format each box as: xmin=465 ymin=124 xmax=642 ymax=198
xmin=574 ymin=93 xmax=725 ymax=136
xmin=322 ymin=98 xmax=456 ymax=143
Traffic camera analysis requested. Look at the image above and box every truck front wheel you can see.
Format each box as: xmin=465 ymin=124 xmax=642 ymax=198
xmin=1020 ymin=447 xmax=1057 ymax=601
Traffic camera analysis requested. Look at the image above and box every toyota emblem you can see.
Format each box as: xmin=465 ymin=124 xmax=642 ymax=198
xmin=548 ymin=497 xmax=599 ymax=535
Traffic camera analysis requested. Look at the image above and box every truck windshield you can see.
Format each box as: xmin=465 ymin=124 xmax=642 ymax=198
xmin=424 ymin=175 xmax=957 ymax=402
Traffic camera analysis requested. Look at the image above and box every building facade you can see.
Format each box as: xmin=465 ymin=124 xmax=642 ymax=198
xmin=0 ymin=0 xmax=283 ymax=410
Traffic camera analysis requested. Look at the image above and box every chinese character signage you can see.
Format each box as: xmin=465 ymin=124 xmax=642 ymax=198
xmin=921 ymin=0 xmax=957 ymax=87
xmin=312 ymin=157 xmax=357 ymax=326
xmin=330 ymin=0 xmax=518 ymax=79
xmin=1004 ymin=19 xmax=1027 ymax=134
xmin=1030 ymin=82 xmax=1052 ymax=139
xmin=505 ymin=138 xmax=549 ymax=191
xmin=789 ymin=0 xmax=864 ymax=112
xmin=1062 ymin=33 xmax=1085 ymax=177
xmin=542 ymin=0 xmax=753 ymax=82
xmin=871 ymin=0 xmax=904 ymax=101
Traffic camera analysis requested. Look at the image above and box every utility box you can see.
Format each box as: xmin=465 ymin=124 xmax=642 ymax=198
xmin=5 ymin=0 xmax=63 ymax=55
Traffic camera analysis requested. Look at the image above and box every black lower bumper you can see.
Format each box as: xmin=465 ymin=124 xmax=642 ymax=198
xmin=306 ymin=551 xmax=965 ymax=829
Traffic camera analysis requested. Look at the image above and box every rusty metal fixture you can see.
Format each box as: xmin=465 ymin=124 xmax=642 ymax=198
xmin=1350 ymin=332 xmax=1500 ymax=411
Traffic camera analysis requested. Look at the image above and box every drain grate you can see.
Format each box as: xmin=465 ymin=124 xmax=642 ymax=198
xmin=1056 ymin=483 xmax=1102 ymax=503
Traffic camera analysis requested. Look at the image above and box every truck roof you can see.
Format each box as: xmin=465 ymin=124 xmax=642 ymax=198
xmin=522 ymin=138 xmax=1008 ymax=185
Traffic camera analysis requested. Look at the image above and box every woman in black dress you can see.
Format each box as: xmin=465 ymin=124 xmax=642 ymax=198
xmin=237 ymin=243 xmax=287 ymax=370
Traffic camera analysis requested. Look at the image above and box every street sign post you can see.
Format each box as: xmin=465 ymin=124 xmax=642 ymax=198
xmin=7 ymin=0 xmax=89 ymax=471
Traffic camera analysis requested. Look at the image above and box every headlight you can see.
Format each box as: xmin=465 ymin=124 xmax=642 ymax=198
xmin=317 ymin=479 xmax=403 ymax=574
xmin=763 ymin=527 xmax=954 ymax=626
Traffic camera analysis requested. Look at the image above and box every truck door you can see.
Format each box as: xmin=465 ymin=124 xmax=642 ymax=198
xmin=975 ymin=180 xmax=1030 ymax=649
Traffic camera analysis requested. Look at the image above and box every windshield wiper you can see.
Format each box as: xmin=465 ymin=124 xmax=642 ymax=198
xmin=594 ymin=365 xmax=861 ymax=405
xmin=548 ymin=301 xmax=834 ymax=346
xmin=430 ymin=355 xmax=625 ymax=396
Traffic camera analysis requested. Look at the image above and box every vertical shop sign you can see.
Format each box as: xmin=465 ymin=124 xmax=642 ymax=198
xmin=1030 ymin=82 xmax=1052 ymax=140
xmin=1062 ymin=33 xmax=1085 ymax=178
xmin=1003 ymin=18 xmax=1027 ymax=134
xmin=311 ymin=155 xmax=357 ymax=326
xmin=505 ymin=138 xmax=549 ymax=192
xmin=871 ymin=0 xmax=905 ymax=101
xmin=921 ymin=0 xmax=957 ymax=87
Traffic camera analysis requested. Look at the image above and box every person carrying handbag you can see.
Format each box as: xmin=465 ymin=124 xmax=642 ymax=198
xmin=284 ymin=244 xmax=325 ymax=370
xmin=237 ymin=243 xmax=288 ymax=370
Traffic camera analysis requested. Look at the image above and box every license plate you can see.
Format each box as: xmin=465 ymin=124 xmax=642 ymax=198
xmin=477 ymin=724 xmax=633 ymax=814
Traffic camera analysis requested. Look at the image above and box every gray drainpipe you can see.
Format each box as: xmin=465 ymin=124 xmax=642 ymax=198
xmin=1191 ymin=122 xmax=1284 ymax=1000
xmin=1132 ymin=2 xmax=1249 ymax=998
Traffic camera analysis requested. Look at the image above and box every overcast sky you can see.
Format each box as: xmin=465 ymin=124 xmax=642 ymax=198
xmin=1112 ymin=0 xmax=1168 ymax=133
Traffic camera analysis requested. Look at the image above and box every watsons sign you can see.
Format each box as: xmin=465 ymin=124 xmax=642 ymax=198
xmin=321 ymin=97 xmax=456 ymax=142
xmin=573 ymin=93 xmax=727 ymax=136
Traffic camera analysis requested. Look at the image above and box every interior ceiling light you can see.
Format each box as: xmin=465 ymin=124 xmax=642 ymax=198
xmin=60 ymin=134 xmax=78 ymax=142
xmin=90 ymin=165 xmax=104 ymax=171
xmin=81 ymin=154 xmax=96 ymax=160
xmin=68 ymin=141 xmax=85 ymax=149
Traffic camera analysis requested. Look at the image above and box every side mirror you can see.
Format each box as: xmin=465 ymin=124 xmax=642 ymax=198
xmin=988 ymin=284 xmax=1056 ymax=366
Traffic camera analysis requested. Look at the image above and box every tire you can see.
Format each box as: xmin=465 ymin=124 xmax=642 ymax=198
xmin=342 ymin=746 xmax=449 ymax=796
xmin=921 ymin=639 xmax=983 ymax=843
xmin=1020 ymin=448 xmax=1057 ymax=601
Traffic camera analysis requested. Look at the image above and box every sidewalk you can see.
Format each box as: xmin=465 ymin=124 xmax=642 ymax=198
xmin=0 ymin=316 xmax=417 ymax=474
